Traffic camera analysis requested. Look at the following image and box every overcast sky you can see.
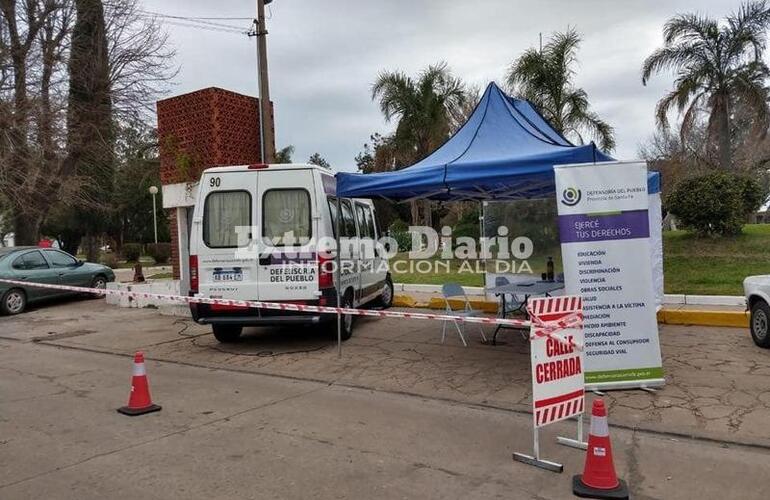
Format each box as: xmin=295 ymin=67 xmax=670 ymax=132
xmin=142 ymin=0 xmax=741 ymax=172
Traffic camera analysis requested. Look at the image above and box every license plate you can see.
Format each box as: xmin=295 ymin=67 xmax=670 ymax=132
xmin=212 ymin=269 xmax=243 ymax=282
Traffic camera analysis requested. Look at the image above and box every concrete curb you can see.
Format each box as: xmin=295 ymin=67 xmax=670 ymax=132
xmin=392 ymin=294 xmax=748 ymax=329
xmin=657 ymin=308 xmax=749 ymax=328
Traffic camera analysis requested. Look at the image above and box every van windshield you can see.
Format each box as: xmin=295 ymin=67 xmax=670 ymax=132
xmin=203 ymin=190 xmax=251 ymax=248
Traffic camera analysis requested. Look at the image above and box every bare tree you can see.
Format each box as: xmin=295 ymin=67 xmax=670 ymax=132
xmin=0 ymin=0 xmax=60 ymax=244
xmin=0 ymin=0 xmax=175 ymax=246
xmin=104 ymin=0 xmax=176 ymax=122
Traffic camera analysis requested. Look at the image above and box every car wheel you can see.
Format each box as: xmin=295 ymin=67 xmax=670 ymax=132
xmin=1 ymin=288 xmax=27 ymax=315
xmin=89 ymin=275 xmax=107 ymax=298
xmin=750 ymin=300 xmax=770 ymax=348
xmin=212 ymin=324 xmax=243 ymax=343
xmin=328 ymin=293 xmax=354 ymax=341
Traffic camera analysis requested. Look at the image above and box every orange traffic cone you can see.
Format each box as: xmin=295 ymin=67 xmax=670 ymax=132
xmin=573 ymin=398 xmax=628 ymax=499
xmin=117 ymin=352 xmax=162 ymax=416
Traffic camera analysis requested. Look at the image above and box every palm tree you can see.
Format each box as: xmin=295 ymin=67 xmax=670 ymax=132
xmin=274 ymin=145 xmax=295 ymax=164
xmin=642 ymin=1 xmax=770 ymax=170
xmin=372 ymin=62 xmax=468 ymax=224
xmin=506 ymin=29 xmax=615 ymax=152
xmin=372 ymin=62 xmax=467 ymax=165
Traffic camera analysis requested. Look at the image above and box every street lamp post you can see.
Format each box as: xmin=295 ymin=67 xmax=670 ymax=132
xmin=149 ymin=186 xmax=159 ymax=244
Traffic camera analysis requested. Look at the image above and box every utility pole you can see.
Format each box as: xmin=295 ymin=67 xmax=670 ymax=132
xmin=255 ymin=0 xmax=276 ymax=163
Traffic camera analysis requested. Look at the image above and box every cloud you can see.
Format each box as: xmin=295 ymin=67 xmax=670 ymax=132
xmin=143 ymin=0 xmax=741 ymax=170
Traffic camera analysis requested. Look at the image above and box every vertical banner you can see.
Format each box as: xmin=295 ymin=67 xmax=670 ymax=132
xmin=529 ymin=296 xmax=585 ymax=428
xmin=554 ymin=161 xmax=664 ymax=390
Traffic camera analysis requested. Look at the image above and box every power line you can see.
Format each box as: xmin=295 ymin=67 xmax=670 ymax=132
xmin=156 ymin=15 xmax=254 ymax=21
xmin=138 ymin=9 xmax=253 ymax=23
xmin=136 ymin=10 xmax=254 ymax=35
xmin=144 ymin=18 xmax=250 ymax=35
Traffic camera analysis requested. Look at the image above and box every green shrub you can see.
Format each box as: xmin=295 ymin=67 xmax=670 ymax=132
xmin=99 ymin=252 xmax=118 ymax=269
xmin=667 ymin=172 xmax=764 ymax=236
xmin=147 ymin=243 xmax=171 ymax=264
xmin=389 ymin=219 xmax=409 ymax=232
xmin=122 ymin=243 xmax=142 ymax=262
xmin=389 ymin=230 xmax=412 ymax=252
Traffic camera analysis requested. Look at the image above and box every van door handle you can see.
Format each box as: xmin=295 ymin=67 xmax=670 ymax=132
xmin=259 ymin=255 xmax=271 ymax=266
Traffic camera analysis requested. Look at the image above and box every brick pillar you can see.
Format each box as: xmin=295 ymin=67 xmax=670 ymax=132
xmin=157 ymin=87 xmax=269 ymax=288
xmin=169 ymin=210 xmax=180 ymax=280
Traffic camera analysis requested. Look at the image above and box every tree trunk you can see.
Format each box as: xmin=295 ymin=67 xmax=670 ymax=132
xmin=716 ymin=95 xmax=731 ymax=170
xmin=61 ymin=236 xmax=81 ymax=257
xmin=85 ymin=233 xmax=98 ymax=262
xmin=13 ymin=212 xmax=41 ymax=246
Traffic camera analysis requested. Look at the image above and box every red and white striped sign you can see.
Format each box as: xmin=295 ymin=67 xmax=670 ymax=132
xmin=528 ymin=295 xmax=584 ymax=428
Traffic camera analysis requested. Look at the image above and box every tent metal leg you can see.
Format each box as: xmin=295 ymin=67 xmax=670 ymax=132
xmin=335 ymin=196 xmax=342 ymax=358
xmin=479 ymin=201 xmax=487 ymax=296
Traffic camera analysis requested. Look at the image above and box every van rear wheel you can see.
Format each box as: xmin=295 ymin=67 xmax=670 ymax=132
xmin=328 ymin=294 xmax=354 ymax=341
xmin=373 ymin=276 xmax=394 ymax=309
xmin=212 ymin=325 xmax=243 ymax=343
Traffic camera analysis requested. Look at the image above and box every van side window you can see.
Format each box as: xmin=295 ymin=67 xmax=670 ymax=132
xmin=354 ymin=204 xmax=370 ymax=238
xmin=203 ymin=190 xmax=252 ymax=248
xmin=263 ymin=189 xmax=311 ymax=246
xmin=340 ymin=199 xmax=357 ymax=238
xmin=327 ymin=197 xmax=338 ymax=238
xmin=363 ymin=205 xmax=377 ymax=239
xmin=355 ymin=203 xmax=376 ymax=240
xmin=327 ymin=197 xmax=357 ymax=238
xmin=366 ymin=207 xmax=380 ymax=239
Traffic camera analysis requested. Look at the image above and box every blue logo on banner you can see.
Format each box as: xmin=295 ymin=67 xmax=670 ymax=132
xmin=561 ymin=187 xmax=582 ymax=206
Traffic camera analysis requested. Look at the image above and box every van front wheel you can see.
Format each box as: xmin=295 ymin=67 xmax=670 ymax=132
xmin=212 ymin=324 xmax=243 ymax=343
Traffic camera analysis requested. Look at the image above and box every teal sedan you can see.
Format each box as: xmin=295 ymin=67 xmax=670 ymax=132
xmin=0 ymin=246 xmax=115 ymax=315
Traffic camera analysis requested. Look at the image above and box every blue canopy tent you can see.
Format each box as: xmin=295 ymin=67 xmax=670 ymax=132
xmin=336 ymin=82 xmax=660 ymax=201
xmin=328 ymin=82 xmax=663 ymax=354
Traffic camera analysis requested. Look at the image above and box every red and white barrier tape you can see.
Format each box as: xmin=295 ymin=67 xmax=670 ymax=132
xmin=0 ymin=278 xmax=582 ymax=345
xmin=526 ymin=300 xmax=584 ymax=351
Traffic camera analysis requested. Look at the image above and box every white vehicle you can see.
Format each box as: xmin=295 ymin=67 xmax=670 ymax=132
xmin=188 ymin=163 xmax=393 ymax=343
xmin=744 ymin=275 xmax=770 ymax=348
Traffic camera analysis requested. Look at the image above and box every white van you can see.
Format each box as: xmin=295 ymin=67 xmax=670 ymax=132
xmin=188 ymin=163 xmax=393 ymax=343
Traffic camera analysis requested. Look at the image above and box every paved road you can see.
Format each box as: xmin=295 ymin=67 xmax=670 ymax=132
xmin=1 ymin=299 xmax=769 ymax=499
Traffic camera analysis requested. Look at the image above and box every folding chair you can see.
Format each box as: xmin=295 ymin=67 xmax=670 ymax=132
xmin=441 ymin=283 xmax=488 ymax=346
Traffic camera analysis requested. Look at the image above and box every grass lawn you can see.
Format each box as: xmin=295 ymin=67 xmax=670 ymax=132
xmin=663 ymin=224 xmax=770 ymax=296
xmin=390 ymin=254 xmax=561 ymax=288
xmin=390 ymin=225 xmax=770 ymax=296
xmin=147 ymin=272 xmax=173 ymax=280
